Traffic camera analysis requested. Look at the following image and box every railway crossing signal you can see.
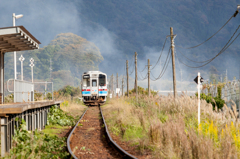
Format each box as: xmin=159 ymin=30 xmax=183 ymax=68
xmin=194 ymin=76 xmax=204 ymax=84
xmin=194 ymin=72 xmax=204 ymax=126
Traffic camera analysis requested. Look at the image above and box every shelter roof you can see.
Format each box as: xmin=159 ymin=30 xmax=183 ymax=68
xmin=0 ymin=26 xmax=41 ymax=53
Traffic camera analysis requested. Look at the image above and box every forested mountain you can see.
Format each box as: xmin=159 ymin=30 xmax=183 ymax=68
xmin=4 ymin=33 xmax=103 ymax=90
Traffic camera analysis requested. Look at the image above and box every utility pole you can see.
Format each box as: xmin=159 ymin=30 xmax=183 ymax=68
xmin=147 ymin=59 xmax=151 ymax=97
xmin=117 ymin=73 xmax=118 ymax=98
xmin=122 ymin=76 xmax=124 ymax=97
xmin=126 ymin=60 xmax=129 ymax=97
xmin=170 ymin=27 xmax=177 ymax=98
xmin=135 ymin=52 xmax=138 ymax=101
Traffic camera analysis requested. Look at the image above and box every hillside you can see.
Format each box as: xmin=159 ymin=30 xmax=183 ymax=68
xmin=4 ymin=33 xmax=103 ymax=90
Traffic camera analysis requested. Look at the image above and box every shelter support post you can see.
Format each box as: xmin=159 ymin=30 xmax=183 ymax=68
xmin=0 ymin=51 xmax=4 ymax=104
xmin=1 ymin=116 xmax=7 ymax=157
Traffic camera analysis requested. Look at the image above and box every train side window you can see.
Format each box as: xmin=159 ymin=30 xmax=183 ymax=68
xmin=92 ymin=80 xmax=97 ymax=87
xmin=99 ymin=74 xmax=106 ymax=86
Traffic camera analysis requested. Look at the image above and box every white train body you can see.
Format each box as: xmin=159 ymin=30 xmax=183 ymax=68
xmin=82 ymin=71 xmax=108 ymax=106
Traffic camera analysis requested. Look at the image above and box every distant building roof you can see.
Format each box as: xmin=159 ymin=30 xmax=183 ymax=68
xmin=0 ymin=26 xmax=41 ymax=53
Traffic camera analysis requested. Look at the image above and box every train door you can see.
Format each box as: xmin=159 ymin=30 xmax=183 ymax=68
xmin=82 ymin=74 xmax=90 ymax=97
xmin=99 ymin=74 xmax=107 ymax=100
xmin=91 ymin=78 xmax=98 ymax=97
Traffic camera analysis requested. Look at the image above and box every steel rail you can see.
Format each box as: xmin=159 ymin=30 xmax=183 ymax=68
xmin=67 ymin=106 xmax=138 ymax=159
xmin=67 ymin=107 xmax=88 ymax=159
xmin=99 ymin=106 xmax=138 ymax=159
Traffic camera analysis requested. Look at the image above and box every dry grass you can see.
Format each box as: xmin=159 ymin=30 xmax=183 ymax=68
xmin=57 ymin=96 xmax=87 ymax=118
xmin=102 ymin=94 xmax=240 ymax=159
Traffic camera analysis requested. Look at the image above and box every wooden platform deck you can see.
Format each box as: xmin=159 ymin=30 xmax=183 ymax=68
xmin=0 ymin=101 xmax=61 ymax=114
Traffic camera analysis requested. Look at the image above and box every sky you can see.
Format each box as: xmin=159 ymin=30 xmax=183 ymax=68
xmin=0 ymin=0 xmax=239 ymax=93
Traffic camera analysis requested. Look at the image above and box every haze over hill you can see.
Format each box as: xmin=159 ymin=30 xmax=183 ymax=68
xmin=1 ymin=0 xmax=240 ymax=91
xmin=4 ymin=33 xmax=103 ymax=90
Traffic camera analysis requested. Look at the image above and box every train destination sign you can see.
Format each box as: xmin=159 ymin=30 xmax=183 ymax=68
xmin=83 ymin=75 xmax=90 ymax=79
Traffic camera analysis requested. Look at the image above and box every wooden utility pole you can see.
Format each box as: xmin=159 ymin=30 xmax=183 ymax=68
xmin=135 ymin=52 xmax=138 ymax=101
xmin=170 ymin=27 xmax=177 ymax=98
xmin=147 ymin=59 xmax=151 ymax=97
xmin=117 ymin=73 xmax=118 ymax=98
xmin=126 ymin=60 xmax=129 ymax=97
xmin=122 ymin=77 xmax=124 ymax=97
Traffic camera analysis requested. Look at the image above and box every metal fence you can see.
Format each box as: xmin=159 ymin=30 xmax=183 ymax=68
xmin=7 ymin=79 xmax=53 ymax=102
xmin=7 ymin=79 xmax=34 ymax=102
xmin=202 ymin=80 xmax=240 ymax=109
xmin=33 ymin=82 xmax=53 ymax=101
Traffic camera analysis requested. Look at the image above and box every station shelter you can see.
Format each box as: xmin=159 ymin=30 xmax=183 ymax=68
xmin=0 ymin=26 xmax=40 ymax=104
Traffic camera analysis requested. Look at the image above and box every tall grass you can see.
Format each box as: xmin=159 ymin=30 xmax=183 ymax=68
xmin=102 ymin=94 xmax=240 ymax=158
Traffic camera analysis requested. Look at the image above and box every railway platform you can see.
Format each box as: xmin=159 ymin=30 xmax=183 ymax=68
xmin=0 ymin=101 xmax=61 ymax=157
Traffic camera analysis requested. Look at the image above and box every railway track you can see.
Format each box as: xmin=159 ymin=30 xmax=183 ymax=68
xmin=67 ymin=106 xmax=137 ymax=159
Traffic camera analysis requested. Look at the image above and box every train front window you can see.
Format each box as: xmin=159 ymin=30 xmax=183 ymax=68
xmin=83 ymin=79 xmax=90 ymax=87
xmin=99 ymin=74 xmax=106 ymax=86
xmin=92 ymin=80 xmax=97 ymax=87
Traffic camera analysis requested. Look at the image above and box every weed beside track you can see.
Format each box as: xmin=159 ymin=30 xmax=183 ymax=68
xmin=102 ymin=94 xmax=240 ymax=159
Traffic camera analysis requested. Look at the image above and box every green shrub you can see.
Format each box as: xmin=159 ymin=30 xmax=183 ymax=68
xmin=195 ymin=93 xmax=225 ymax=110
xmin=58 ymin=85 xmax=80 ymax=98
xmin=126 ymin=86 xmax=157 ymax=96
xmin=6 ymin=119 xmax=69 ymax=159
xmin=46 ymin=92 xmax=52 ymax=100
xmin=47 ymin=105 xmax=76 ymax=126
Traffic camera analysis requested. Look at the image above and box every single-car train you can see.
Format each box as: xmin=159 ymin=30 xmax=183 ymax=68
xmin=81 ymin=71 xmax=108 ymax=106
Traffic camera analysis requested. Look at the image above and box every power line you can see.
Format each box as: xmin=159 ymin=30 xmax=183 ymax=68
xmin=176 ymin=30 xmax=240 ymax=68
xmin=179 ymin=11 xmax=237 ymax=49
xmin=138 ymin=71 xmax=148 ymax=81
xmin=176 ymin=25 xmax=240 ymax=64
xmin=139 ymin=65 xmax=147 ymax=72
xmin=151 ymin=37 xmax=168 ymax=70
xmin=150 ymin=47 xmax=171 ymax=81
xmin=129 ymin=64 xmax=135 ymax=75
xmin=128 ymin=54 xmax=135 ymax=70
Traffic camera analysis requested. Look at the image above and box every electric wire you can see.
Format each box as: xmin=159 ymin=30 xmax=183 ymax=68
xmin=176 ymin=25 xmax=240 ymax=64
xmin=128 ymin=54 xmax=134 ymax=69
xmin=138 ymin=69 xmax=148 ymax=80
xmin=129 ymin=63 xmax=135 ymax=75
xmin=150 ymin=46 xmax=171 ymax=81
xmin=154 ymin=46 xmax=171 ymax=80
xmin=138 ymin=71 xmax=148 ymax=81
xmin=151 ymin=37 xmax=168 ymax=70
xmin=176 ymin=30 xmax=240 ymax=68
xmin=180 ymin=12 xmax=237 ymax=49
xmin=152 ymin=51 xmax=171 ymax=81
xmin=139 ymin=65 xmax=147 ymax=72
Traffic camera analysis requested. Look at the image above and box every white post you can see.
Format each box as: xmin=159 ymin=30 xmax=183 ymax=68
xmin=13 ymin=13 xmax=17 ymax=80
xmin=21 ymin=61 xmax=23 ymax=80
xmin=198 ymin=72 xmax=201 ymax=125
xmin=13 ymin=13 xmax=23 ymax=80
xmin=19 ymin=55 xmax=25 ymax=81
xmin=31 ymin=67 xmax=33 ymax=83
xmin=29 ymin=58 xmax=34 ymax=83
xmin=12 ymin=13 xmax=15 ymax=26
